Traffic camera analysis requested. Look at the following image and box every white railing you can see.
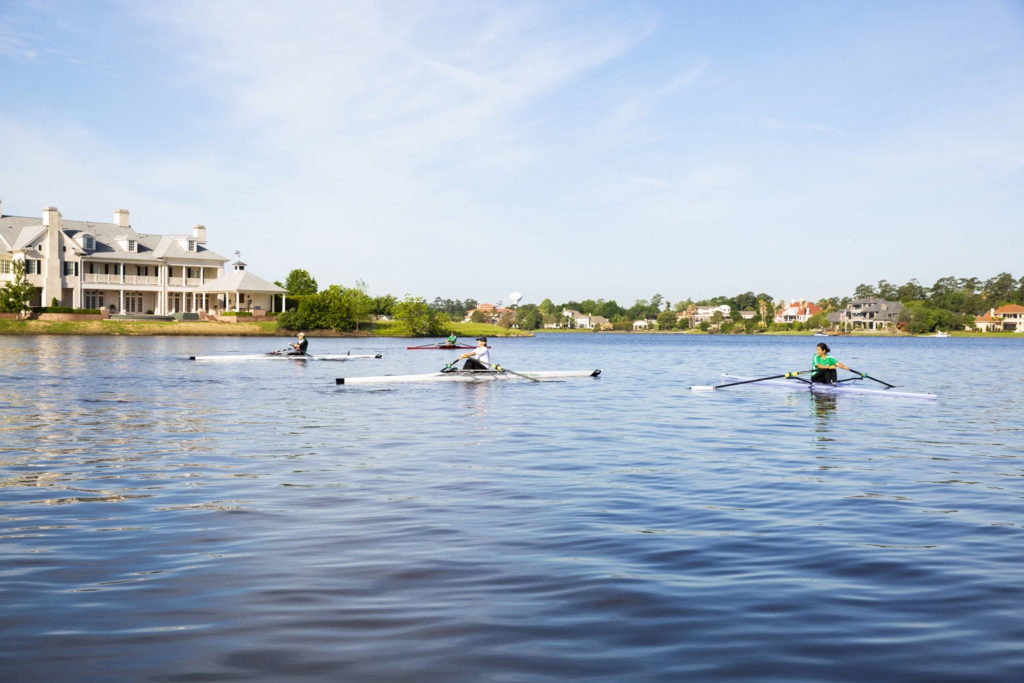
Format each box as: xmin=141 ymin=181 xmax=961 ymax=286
xmin=123 ymin=275 xmax=159 ymax=285
xmin=79 ymin=274 xmax=219 ymax=288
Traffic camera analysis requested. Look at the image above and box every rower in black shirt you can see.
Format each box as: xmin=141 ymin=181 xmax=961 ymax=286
xmin=287 ymin=332 xmax=308 ymax=356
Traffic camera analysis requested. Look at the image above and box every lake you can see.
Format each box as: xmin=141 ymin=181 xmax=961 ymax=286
xmin=2 ymin=332 xmax=1022 ymax=681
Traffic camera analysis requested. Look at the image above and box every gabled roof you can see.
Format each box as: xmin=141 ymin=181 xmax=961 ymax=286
xmin=995 ymin=304 xmax=1024 ymax=314
xmin=198 ymin=268 xmax=286 ymax=294
xmin=0 ymin=219 xmax=45 ymax=251
xmin=2 ymin=212 xmax=227 ymax=264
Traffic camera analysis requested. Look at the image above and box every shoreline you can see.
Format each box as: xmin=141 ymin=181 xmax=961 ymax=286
xmin=0 ymin=319 xmax=536 ymax=338
xmin=1 ymin=318 xmax=1018 ymax=338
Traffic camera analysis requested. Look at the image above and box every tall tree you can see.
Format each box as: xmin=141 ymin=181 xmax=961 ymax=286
xmin=0 ymin=261 xmax=34 ymax=312
xmin=854 ymin=283 xmax=876 ymax=298
xmin=876 ymin=279 xmax=898 ymax=300
xmin=984 ymin=272 xmax=1016 ymax=303
xmin=393 ymin=295 xmax=448 ymax=336
xmin=283 ymin=269 xmax=318 ymax=295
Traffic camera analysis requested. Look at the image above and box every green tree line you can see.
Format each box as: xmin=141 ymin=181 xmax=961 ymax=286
xmin=271 ymin=267 xmax=1024 ymax=335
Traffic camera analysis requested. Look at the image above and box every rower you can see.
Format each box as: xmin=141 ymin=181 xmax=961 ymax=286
xmin=447 ymin=333 xmax=458 ymax=347
xmin=459 ymin=336 xmax=490 ymax=370
xmin=288 ymin=332 xmax=308 ymax=356
xmin=811 ymin=342 xmax=850 ymax=383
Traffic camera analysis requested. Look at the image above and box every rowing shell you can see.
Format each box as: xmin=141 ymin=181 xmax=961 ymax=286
xmin=721 ymin=375 xmax=936 ymax=400
xmin=189 ymin=353 xmax=383 ymax=362
xmin=336 ymin=369 xmax=602 ymax=385
xmin=406 ymin=344 xmax=474 ymax=350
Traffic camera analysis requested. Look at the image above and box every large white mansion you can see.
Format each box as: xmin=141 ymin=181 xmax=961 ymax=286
xmin=0 ymin=200 xmax=285 ymax=315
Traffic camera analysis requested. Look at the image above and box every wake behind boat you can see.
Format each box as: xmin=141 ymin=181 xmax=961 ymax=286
xmin=700 ymin=373 xmax=936 ymax=400
xmin=189 ymin=352 xmax=383 ymax=362
xmin=336 ymin=368 xmax=601 ymax=385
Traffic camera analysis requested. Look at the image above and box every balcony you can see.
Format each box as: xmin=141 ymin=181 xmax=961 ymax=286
xmin=83 ymin=274 xmax=159 ymax=286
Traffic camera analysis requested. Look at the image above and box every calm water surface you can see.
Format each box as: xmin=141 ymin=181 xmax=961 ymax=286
xmin=2 ymin=333 xmax=1023 ymax=681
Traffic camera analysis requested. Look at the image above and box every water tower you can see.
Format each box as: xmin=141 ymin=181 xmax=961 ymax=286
xmin=509 ymin=292 xmax=522 ymax=308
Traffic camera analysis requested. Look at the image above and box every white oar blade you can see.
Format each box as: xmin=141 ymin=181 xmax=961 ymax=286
xmin=690 ymin=385 xmax=716 ymax=392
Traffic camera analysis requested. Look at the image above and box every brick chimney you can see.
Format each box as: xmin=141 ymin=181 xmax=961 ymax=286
xmin=43 ymin=206 xmax=60 ymax=226
xmin=114 ymin=209 xmax=130 ymax=228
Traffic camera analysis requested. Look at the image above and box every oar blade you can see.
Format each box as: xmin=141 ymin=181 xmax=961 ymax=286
xmin=690 ymin=385 xmax=716 ymax=392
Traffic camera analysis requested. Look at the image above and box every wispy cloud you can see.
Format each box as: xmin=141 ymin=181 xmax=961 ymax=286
xmin=758 ymin=118 xmax=837 ymax=133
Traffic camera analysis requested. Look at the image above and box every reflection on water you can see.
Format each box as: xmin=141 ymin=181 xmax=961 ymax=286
xmin=810 ymin=392 xmax=838 ymax=421
xmin=1 ymin=333 xmax=1023 ymax=680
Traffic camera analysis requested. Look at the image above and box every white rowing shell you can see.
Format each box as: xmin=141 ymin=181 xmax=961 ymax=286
xmin=336 ymin=369 xmax=602 ymax=385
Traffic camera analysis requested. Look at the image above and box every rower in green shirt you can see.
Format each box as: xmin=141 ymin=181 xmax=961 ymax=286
xmin=446 ymin=333 xmax=458 ymax=347
xmin=812 ymin=342 xmax=851 ymax=384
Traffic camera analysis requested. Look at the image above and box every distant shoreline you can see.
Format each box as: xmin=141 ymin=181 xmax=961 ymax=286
xmin=1 ymin=318 xmax=1018 ymax=338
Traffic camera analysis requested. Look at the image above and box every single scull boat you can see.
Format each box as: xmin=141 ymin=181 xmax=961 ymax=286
xmin=189 ymin=353 xmax=383 ymax=362
xmin=718 ymin=374 xmax=936 ymax=399
xmin=336 ymin=368 xmax=601 ymax=385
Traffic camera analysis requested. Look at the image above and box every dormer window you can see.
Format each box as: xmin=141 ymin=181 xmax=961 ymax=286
xmin=127 ymin=240 xmax=136 ymax=252
xmin=188 ymin=240 xmax=196 ymax=252
xmin=83 ymin=234 xmax=95 ymax=250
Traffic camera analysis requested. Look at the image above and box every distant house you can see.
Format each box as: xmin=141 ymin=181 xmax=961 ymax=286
xmin=973 ymin=305 xmax=1024 ymax=332
xmin=464 ymin=302 xmax=511 ymax=323
xmin=0 ymin=201 xmax=285 ymax=314
xmin=773 ymin=300 xmax=822 ymax=324
xmin=840 ymin=297 xmax=904 ymax=330
xmin=689 ymin=304 xmax=730 ymax=325
xmin=575 ymin=314 xmax=609 ymax=330
xmin=558 ymin=308 xmax=609 ymax=329
xmin=632 ymin=319 xmax=651 ymax=330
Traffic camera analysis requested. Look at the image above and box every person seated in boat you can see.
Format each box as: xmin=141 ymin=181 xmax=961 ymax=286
xmin=287 ymin=332 xmax=308 ymax=356
xmin=459 ymin=336 xmax=490 ymax=370
xmin=811 ymin=342 xmax=850 ymax=383
xmin=446 ymin=333 xmax=458 ymax=347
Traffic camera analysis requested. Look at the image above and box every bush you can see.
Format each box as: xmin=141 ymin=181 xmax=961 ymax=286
xmin=219 ymin=311 xmax=253 ymax=317
xmin=32 ymin=306 xmax=101 ymax=314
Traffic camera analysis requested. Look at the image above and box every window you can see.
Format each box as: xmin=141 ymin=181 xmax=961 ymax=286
xmin=127 ymin=240 xmax=136 ymax=252
xmin=84 ymin=235 xmax=95 ymax=250
xmin=125 ymin=292 xmax=143 ymax=313
xmin=188 ymin=240 xmax=196 ymax=252
xmin=85 ymin=291 xmax=104 ymax=309
xmin=25 ymin=260 xmax=38 ymax=275
xmin=0 ymin=260 xmax=10 ymax=275
xmin=64 ymin=262 xmax=79 ymax=276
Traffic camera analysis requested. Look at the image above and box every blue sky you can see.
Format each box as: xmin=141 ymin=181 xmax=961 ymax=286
xmin=2 ymin=0 xmax=1022 ymax=307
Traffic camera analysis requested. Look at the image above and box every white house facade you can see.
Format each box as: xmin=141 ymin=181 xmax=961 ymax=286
xmin=0 ymin=202 xmax=285 ymax=315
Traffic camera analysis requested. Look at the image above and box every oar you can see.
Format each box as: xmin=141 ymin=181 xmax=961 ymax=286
xmin=690 ymin=371 xmax=810 ymax=392
xmin=845 ymin=368 xmax=895 ymax=389
xmin=440 ymin=356 xmax=461 ymax=373
xmin=489 ymin=362 xmax=540 ymax=382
